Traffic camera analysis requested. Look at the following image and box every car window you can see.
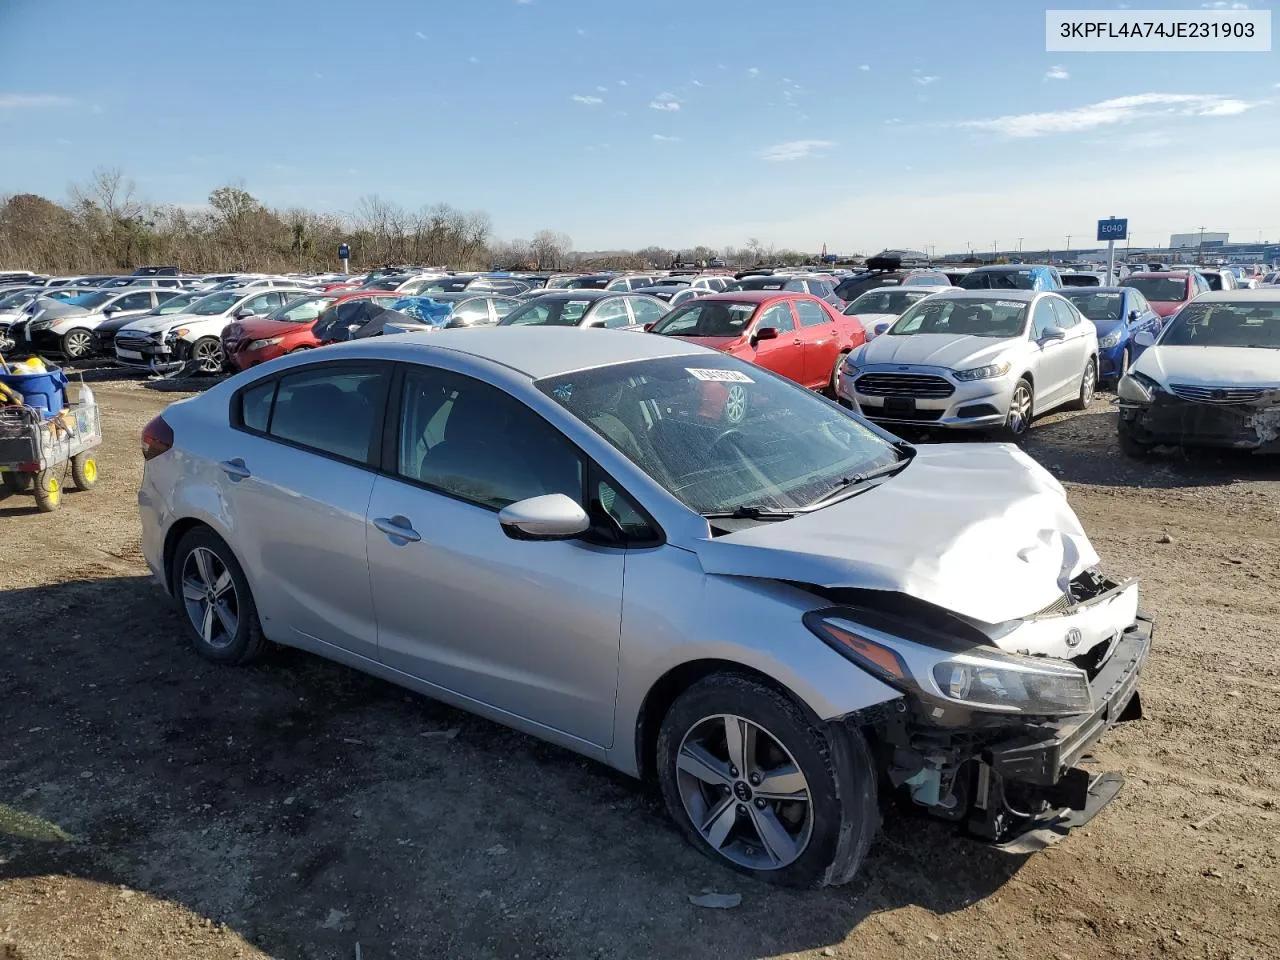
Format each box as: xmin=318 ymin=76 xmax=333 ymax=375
xmin=1130 ymin=291 xmax=1150 ymax=313
xmin=397 ymin=367 xmax=583 ymax=510
xmin=592 ymin=298 xmax=632 ymax=329
xmin=594 ymin=476 xmax=657 ymax=542
xmin=266 ymin=366 xmax=389 ymax=464
xmin=117 ymin=291 xmax=155 ymax=311
xmin=757 ymin=302 xmax=795 ymax=334
xmin=449 ymin=299 xmax=492 ymax=327
xmin=1031 ymin=298 xmax=1058 ymax=338
xmin=491 ymin=297 xmax=518 ymax=319
xmin=245 ymin=293 xmax=278 ymax=315
xmin=794 ymin=299 xmax=829 ymax=327
xmin=1049 ymin=297 xmax=1079 ymax=328
xmin=239 ymin=379 xmax=276 ymax=433
xmin=501 ymin=298 xmax=591 ymax=326
xmin=627 ymin=296 xmax=667 ymax=325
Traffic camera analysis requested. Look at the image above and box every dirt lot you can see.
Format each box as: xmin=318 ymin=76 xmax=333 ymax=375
xmin=1 ymin=378 xmax=1278 ymax=960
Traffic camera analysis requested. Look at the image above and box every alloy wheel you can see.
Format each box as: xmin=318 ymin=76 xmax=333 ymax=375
xmin=1007 ymin=382 xmax=1032 ymax=435
xmin=181 ymin=547 xmax=239 ymax=649
xmin=64 ymin=329 xmax=92 ymax=359
xmin=194 ymin=340 xmax=223 ymax=374
xmin=674 ymin=714 xmax=813 ymax=871
xmin=1081 ymin=360 xmax=1096 ymax=406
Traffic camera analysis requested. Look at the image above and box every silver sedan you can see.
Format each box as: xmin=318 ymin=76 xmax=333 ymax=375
xmin=139 ymin=328 xmax=1149 ymax=886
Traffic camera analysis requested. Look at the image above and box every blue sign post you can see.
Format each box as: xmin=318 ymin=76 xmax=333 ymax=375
xmin=338 ymin=243 xmax=350 ymax=272
xmin=1097 ymin=218 xmax=1127 ymax=284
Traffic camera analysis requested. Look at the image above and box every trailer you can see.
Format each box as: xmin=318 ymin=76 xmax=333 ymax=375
xmin=0 ymin=401 xmax=102 ymax=512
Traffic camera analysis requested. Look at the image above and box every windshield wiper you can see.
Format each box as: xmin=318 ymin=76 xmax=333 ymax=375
xmin=807 ymin=457 xmax=913 ymax=509
xmin=702 ymin=505 xmax=797 ymax=521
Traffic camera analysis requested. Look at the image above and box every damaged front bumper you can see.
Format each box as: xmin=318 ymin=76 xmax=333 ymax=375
xmin=1120 ymin=392 xmax=1280 ymax=451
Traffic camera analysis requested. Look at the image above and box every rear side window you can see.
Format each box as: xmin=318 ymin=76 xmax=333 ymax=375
xmin=239 ymin=380 xmax=275 ymax=432
xmin=259 ymin=366 xmax=389 ymax=464
xmin=794 ymin=299 xmax=829 ymax=327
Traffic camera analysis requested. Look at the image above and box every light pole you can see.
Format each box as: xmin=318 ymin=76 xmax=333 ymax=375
xmin=1017 ymin=237 xmax=1024 ymax=255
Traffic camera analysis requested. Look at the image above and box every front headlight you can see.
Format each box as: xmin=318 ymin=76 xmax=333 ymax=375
xmin=1117 ymin=371 xmax=1160 ymax=404
xmin=29 ymin=319 xmax=52 ymax=331
xmin=1098 ymin=330 xmax=1122 ymax=349
xmin=805 ymin=612 xmax=1094 ymax=717
xmin=247 ymin=336 xmax=283 ymax=350
xmin=842 ymin=351 xmax=862 ymax=374
xmin=165 ymin=327 xmax=190 ymax=341
xmin=953 ymin=361 xmax=1011 ymax=382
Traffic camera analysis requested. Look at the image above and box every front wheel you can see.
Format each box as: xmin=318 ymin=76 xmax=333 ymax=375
xmin=996 ymin=378 xmax=1034 ymax=442
xmin=189 ymin=337 xmax=224 ymax=376
xmin=61 ymin=328 xmax=93 ymax=360
xmin=656 ymin=674 xmax=879 ymax=888
xmin=1068 ymin=357 xmax=1097 ymax=411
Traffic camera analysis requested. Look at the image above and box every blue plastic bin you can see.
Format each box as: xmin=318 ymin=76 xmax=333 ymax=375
xmin=0 ymin=366 xmax=69 ymax=419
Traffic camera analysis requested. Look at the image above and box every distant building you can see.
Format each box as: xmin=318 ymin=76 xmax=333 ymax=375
xmin=1170 ymin=232 xmax=1229 ymax=249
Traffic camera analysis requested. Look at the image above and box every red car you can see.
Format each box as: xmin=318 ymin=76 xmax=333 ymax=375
xmin=1121 ymin=271 xmax=1211 ymax=320
xmin=222 ymin=290 xmax=400 ymax=371
xmin=647 ymin=291 xmax=865 ymax=393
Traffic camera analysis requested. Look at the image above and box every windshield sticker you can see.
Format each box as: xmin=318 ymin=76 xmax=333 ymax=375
xmin=687 ymin=368 xmax=754 ymax=383
xmin=995 ymin=301 xmax=1025 ymax=309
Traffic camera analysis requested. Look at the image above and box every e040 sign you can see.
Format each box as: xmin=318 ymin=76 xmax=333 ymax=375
xmin=1097 ymin=218 xmax=1128 ymax=242
xmin=338 ymin=243 xmax=350 ymax=260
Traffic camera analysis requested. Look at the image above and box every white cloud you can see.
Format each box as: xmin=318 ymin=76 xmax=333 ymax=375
xmin=884 ymin=117 xmax=901 ymax=124
xmin=1201 ymin=2 xmax=1249 ymax=9
xmin=617 ymin=80 xmax=627 ymax=86
xmin=758 ymin=139 xmax=835 ymax=162
xmin=913 ymin=75 xmax=939 ymax=86
xmin=571 ymin=94 xmax=603 ymax=106
xmin=747 ymin=67 xmax=759 ymax=76
xmin=859 ymin=64 xmax=870 ymax=71
xmin=650 ymin=92 xmax=681 ymax=111
xmin=469 ymin=56 xmax=480 ymax=63
xmin=596 ymin=85 xmax=608 ymax=92
xmin=576 ymin=27 xmax=586 ymax=36
xmin=958 ymin=92 xmax=1259 ymax=138
xmin=414 ymin=30 xmax=427 ymax=40
xmin=1045 ymin=65 xmax=1070 ymax=81
xmin=516 ymin=0 xmax=533 ymax=4
xmin=0 ymin=93 xmax=74 ymax=109
xmin=652 ymin=133 xmax=681 ymax=142
xmin=691 ymin=79 xmax=703 ymax=87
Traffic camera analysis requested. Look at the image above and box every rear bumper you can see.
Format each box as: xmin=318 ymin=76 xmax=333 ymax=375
xmin=1120 ymin=395 xmax=1280 ymax=450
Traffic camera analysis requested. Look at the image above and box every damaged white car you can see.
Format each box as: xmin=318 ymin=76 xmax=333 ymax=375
xmin=1118 ymin=289 xmax=1280 ymax=455
xmin=139 ymin=329 xmax=1150 ymax=889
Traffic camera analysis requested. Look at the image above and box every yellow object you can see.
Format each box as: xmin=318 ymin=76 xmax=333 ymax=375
xmin=82 ymin=458 xmax=97 ymax=484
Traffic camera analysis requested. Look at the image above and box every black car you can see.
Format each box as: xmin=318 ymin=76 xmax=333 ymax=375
xmin=131 ymin=265 xmax=180 ymax=276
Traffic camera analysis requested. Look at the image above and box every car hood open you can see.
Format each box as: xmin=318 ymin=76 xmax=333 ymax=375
xmin=861 ymin=332 xmax=1013 ymax=370
xmin=1131 ymin=344 xmax=1280 ymax=387
xmin=693 ymin=443 xmax=1097 ymax=625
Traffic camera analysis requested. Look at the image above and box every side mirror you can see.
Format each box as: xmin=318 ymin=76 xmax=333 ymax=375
xmin=1040 ymin=326 xmax=1066 ymax=342
xmin=235 ymin=308 xmax=255 ymax=319
xmin=498 ymin=494 xmax=590 ymax=541
xmin=103 ymin=306 xmax=117 ymax=316
xmin=643 ymin=321 xmax=655 ymax=332
xmin=752 ymin=326 xmax=779 ymax=345
xmin=1133 ymin=330 xmax=1156 ymax=348
xmin=1128 ymin=309 xmax=1140 ymax=321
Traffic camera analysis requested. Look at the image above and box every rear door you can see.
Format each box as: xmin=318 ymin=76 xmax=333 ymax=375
xmin=793 ymin=297 xmax=840 ymax=388
xmin=747 ymin=301 xmax=805 ymax=383
xmin=219 ymin=362 xmax=391 ymax=660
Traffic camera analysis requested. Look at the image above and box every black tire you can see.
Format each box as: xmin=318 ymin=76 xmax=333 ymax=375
xmin=656 ymin=673 xmax=879 ymax=889
xmin=827 ymin=351 xmax=850 ymax=398
xmin=33 ymin=469 xmax=62 ymax=512
xmin=170 ymin=526 xmax=269 ymax=664
xmin=70 ymin=452 xmax=98 ymax=491
xmin=61 ymin=328 xmax=93 ymax=360
xmin=996 ymin=377 xmax=1034 ymax=442
xmin=1068 ymin=357 xmax=1097 ymax=411
xmin=189 ymin=337 xmax=224 ymax=376
xmin=3 ymin=472 xmax=31 ymax=494
xmin=1117 ymin=418 xmax=1152 ymax=459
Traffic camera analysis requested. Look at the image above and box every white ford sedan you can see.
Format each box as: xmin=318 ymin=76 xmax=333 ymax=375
xmin=837 ymin=290 xmax=1098 ymax=440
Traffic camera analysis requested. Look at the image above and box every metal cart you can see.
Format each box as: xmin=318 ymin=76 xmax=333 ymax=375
xmin=0 ymin=402 xmax=102 ymax=512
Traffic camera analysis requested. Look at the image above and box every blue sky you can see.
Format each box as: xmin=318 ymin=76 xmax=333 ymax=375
xmin=1 ymin=0 xmax=1277 ymax=254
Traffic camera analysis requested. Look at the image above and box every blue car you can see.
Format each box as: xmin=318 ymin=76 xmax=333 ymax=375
xmin=1060 ymin=287 xmax=1163 ymax=383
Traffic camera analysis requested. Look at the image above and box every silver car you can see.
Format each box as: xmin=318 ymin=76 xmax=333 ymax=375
xmin=139 ymin=328 xmax=1149 ymax=887
xmin=837 ymin=290 xmax=1099 ymax=440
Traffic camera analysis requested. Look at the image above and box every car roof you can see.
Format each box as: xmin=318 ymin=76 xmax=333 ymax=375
xmin=697 ymin=290 xmax=801 ymax=303
xmin=331 ymin=326 xmax=706 ymax=379
xmin=969 ymin=264 xmax=1049 ymax=272
xmin=1126 ymin=271 xmax=1192 ymax=279
xmin=526 ymin=289 xmax=621 ymax=301
xmin=930 ymin=289 xmax=1040 ymax=302
xmin=1062 ymin=286 xmax=1128 ymax=295
xmin=1194 ymin=288 xmax=1280 ymax=303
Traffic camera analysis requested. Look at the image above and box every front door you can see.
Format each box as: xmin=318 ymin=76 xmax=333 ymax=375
xmin=365 ymin=364 xmax=625 ymax=746
xmin=747 ymin=301 xmax=805 ymax=384
xmin=792 ymin=297 xmax=840 ymax=388
xmin=1029 ymin=297 xmax=1076 ymax=408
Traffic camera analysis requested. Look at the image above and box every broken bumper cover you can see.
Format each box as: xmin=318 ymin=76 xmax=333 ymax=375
xmin=1120 ymin=394 xmax=1280 ymax=451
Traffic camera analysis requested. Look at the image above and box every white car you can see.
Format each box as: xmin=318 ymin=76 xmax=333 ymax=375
xmin=28 ymin=288 xmax=178 ymax=359
xmin=841 ymin=284 xmax=953 ymax=341
xmin=113 ymin=287 xmax=312 ymax=374
xmin=1116 ymin=289 xmax=1280 ymax=455
xmin=838 ymin=290 xmax=1098 ymax=439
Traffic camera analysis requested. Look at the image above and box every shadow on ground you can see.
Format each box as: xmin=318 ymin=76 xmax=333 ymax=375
xmin=1 ymin=576 xmax=1033 ymax=959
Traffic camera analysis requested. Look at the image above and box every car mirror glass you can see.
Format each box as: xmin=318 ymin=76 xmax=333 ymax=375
xmin=1133 ymin=330 xmax=1156 ymax=348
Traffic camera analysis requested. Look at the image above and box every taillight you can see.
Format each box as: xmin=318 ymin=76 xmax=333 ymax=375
xmin=141 ymin=414 xmax=174 ymax=461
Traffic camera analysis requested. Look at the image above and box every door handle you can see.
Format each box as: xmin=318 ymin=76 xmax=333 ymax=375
xmin=219 ymin=458 xmax=251 ymax=481
xmin=373 ymin=515 xmax=421 ymax=544
xmin=792 ymin=338 xmax=803 ymax=345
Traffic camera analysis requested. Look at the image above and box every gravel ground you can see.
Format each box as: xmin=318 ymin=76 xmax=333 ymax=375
xmin=1 ymin=379 xmax=1277 ymax=960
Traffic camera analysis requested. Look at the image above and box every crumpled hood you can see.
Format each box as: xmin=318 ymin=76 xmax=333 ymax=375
xmin=694 ymin=443 xmax=1098 ymax=625
xmin=861 ymin=332 xmax=1011 ymax=370
xmin=226 ymin=317 xmax=305 ymax=341
xmin=1132 ymin=345 xmax=1280 ymax=387
xmin=119 ymin=311 xmax=205 ymax=335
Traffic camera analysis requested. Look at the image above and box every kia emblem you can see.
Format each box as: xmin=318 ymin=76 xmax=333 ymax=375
xmin=1065 ymin=628 xmax=1082 ymax=648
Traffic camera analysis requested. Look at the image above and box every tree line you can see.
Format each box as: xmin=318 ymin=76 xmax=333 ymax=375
xmin=0 ymin=168 xmax=817 ymax=275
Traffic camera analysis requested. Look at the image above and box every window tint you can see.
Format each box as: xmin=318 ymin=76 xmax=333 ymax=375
xmin=1049 ymin=298 xmax=1079 ymax=328
xmin=794 ymin=299 xmax=829 ymax=327
xmin=627 ymin=296 xmax=666 ymax=325
xmin=757 ymin=302 xmax=795 ymax=333
xmin=1031 ymin=299 xmax=1058 ymax=338
xmin=397 ymin=368 xmax=582 ymax=510
xmin=239 ymin=379 xmax=275 ymax=432
xmin=591 ymin=298 xmax=632 ymax=329
xmin=268 ymin=366 xmax=388 ymax=463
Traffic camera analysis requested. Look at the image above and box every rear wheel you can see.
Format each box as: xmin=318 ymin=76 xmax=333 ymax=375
xmin=1068 ymin=357 xmax=1097 ymax=411
xmin=828 ymin=351 xmax=849 ymax=398
xmin=70 ymin=452 xmax=98 ymax=491
xmin=656 ymin=673 xmax=879 ymax=888
xmin=34 ymin=469 xmax=62 ymax=512
xmin=190 ymin=337 xmax=223 ymax=376
xmin=171 ymin=527 xmax=268 ymax=664
xmin=997 ymin=378 xmax=1034 ymax=442
xmin=61 ymin=328 xmax=93 ymax=360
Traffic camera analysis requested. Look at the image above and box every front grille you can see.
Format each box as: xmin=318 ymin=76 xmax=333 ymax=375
xmin=856 ymin=373 xmax=955 ymax=398
xmin=1169 ymin=383 xmax=1279 ymax=404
